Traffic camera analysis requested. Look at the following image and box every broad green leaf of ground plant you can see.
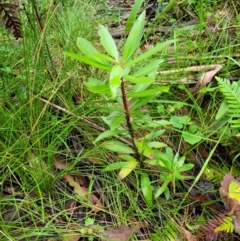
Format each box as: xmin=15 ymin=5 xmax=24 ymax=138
xmin=64 ymin=52 xmax=111 ymax=71
xmin=182 ymin=125 xmax=202 ymax=145
xmin=125 ymin=0 xmax=144 ymax=35
xmin=98 ymin=25 xmax=119 ymax=61
xmin=102 ymin=141 xmax=135 ymax=154
xmin=122 ymin=11 xmax=146 ymax=63
xmin=141 ymin=173 xmax=153 ymax=207
xmin=170 ymin=115 xmax=190 ymax=129
xmin=77 ymin=37 xmax=113 ymax=64
xmin=229 ymin=181 xmax=240 ymax=202
xmin=125 ymin=40 xmax=175 ymax=66
xmin=109 ymin=65 xmax=123 ymax=98
xmin=128 ymin=86 xmax=169 ymax=97
xmin=118 ymin=156 xmax=138 ymax=180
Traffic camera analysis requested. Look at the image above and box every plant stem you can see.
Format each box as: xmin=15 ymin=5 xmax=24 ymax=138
xmin=120 ymin=80 xmax=141 ymax=163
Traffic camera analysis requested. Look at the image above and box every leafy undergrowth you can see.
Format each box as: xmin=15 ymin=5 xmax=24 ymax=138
xmin=1 ymin=0 xmax=240 ymax=241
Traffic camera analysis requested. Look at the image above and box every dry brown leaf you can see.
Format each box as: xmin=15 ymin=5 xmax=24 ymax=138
xmin=190 ymin=64 xmax=223 ymax=93
xmin=219 ymin=172 xmax=240 ymax=215
xmin=234 ymin=210 xmax=240 ymax=233
xmin=102 ymin=224 xmax=140 ymax=241
xmin=63 ymin=175 xmax=104 ymax=212
xmin=197 ymin=64 xmax=223 ymax=88
xmin=54 ymin=155 xmax=69 ymax=169
xmin=182 ymin=228 xmax=197 ymax=241
xmin=63 ymin=232 xmax=81 ymax=241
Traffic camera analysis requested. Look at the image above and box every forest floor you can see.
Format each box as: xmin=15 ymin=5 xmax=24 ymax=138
xmin=1 ymin=0 xmax=240 ymax=241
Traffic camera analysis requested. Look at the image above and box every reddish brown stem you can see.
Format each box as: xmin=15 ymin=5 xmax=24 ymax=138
xmin=120 ymin=80 xmax=141 ymax=162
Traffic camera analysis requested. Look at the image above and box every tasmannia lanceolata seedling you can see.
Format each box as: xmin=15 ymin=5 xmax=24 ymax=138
xmin=65 ymin=4 xmax=193 ymax=205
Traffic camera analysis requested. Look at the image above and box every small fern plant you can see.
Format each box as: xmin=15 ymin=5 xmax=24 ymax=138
xmin=216 ymin=77 xmax=240 ymax=135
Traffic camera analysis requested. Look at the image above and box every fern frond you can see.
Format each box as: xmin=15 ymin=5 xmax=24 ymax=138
xmin=216 ymin=77 xmax=240 ymax=130
xmin=214 ymin=216 xmax=235 ymax=233
xmin=0 ymin=3 xmax=22 ymax=39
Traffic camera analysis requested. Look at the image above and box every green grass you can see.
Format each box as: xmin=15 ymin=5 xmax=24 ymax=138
xmin=1 ymin=0 xmax=240 ymax=240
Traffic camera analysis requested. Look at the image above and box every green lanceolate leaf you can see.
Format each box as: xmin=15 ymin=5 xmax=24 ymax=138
xmin=104 ymin=162 xmax=127 ymax=171
xmin=119 ymin=158 xmax=138 ymax=180
xmin=128 ymin=86 xmax=169 ymax=97
xmin=98 ymin=25 xmax=119 ymax=60
xmin=122 ymin=11 xmax=146 ymax=63
xmin=124 ymin=75 xmax=155 ymax=84
xmin=84 ymin=78 xmax=111 ymax=94
xmin=109 ymin=65 xmax=123 ymax=98
xmin=64 ymin=52 xmax=111 ymax=71
xmin=216 ymin=98 xmax=229 ymax=120
xmin=141 ymin=173 xmax=152 ymax=207
xmin=125 ymin=40 xmax=175 ymax=66
xmin=132 ymin=59 xmax=164 ymax=77
xmin=94 ymin=130 xmax=126 ymax=143
xmin=155 ymin=182 xmax=169 ymax=198
xmin=125 ymin=0 xmax=144 ymax=35
xmin=77 ymin=37 xmax=113 ymax=64
xmin=102 ymin=111 xmax=125 ymax=130
xmin=101 ymin=141 xmax=135 ymax=153
xmin=134 ymin=139 xmax=155 ymax=159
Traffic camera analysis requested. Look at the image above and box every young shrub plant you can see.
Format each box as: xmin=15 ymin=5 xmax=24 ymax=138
xmin=65 ymin=6 xmax=193 ymax=205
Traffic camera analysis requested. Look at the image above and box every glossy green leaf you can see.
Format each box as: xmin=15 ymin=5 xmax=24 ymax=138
xmin=125 ymin=40 xmax=175 ymax=66
xmin=119 ymin=155 xmax=137 ymax=162
xmin=154 ymin=150 xmax=172 ymax=169
xmin=104 ymin=162 xmax=128 ymax=171
xmin=119 ymin=159 xmax=138 ymax=180
xmin=76 ymin=37 xmax=112 ymax=64
xmin=155 ymin=182 xmax=169 ymax=198
xmin=178 ymin=164 xmax=194 ymax=172
xmin=144 ymin=130 xmax=165 ymax=140
xmin=141 ymin=173 xmax=152 ymax=207
xmin=124 ymin=75 xmax=155 ymax=84
xmin=132 ymin=59 xmax=164 ymax=77
xmin=122 ymin=11 xmax=146 ymax=63
xmin=84 ymin=78 xmax=111 ymax=94
xmin=134 ymin=139 xmax=155 ymax=159
xmin=102 ymin=111 xmax=125 ymax=130
xmin=131 ymin=96 xmax=156 ymax=111
xmin=84 ymin=82 xmax=110 ymax=94
xmin=148 ymin=142 xmax=167 ymax=148
xmin=128 ymin=86 xmax=169 ymax=97
xmin=64 ymin=52 xmax=111 ymax=71
xmin=94 ymin=52 xmax=115 ymax=62
xmin=125 ymin=0 xmax=144 ymax=35
xmin=182 ymin=130 xmax=202 ymax=145
xmin=170 ymin=115 xmax=190 ymax=129
xmin=216 ymin=99 xmax=229 ymax=120
xmin=109 ymin=65 xmax=123 ymax=98
xmin=102 ymin=141 xmax=135 ymax=153
xmin=148 ymin=120 xmax=171 ymax=128
xmin=98 ymin=25 xmax=119 ymax=60
xmin=94 ymin=130 xmax=124 ymax=143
